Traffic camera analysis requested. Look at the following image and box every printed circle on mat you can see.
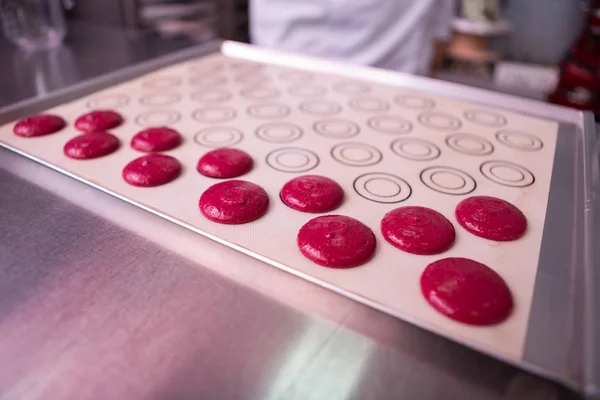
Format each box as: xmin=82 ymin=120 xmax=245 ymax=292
xmin=247 ymin=103 xmax=291 ymax=119
xmin=240 ymin=87 xmax=281 ymax=100
xmin=191 ymin=88 xmax=232 ymax=103
xmin=420 ymin=166 xmax=476 ymax=195
xmin=495 ymin=130 xmax=543 ymax=152
xmin=348 ymin=97 xmax=390 ymax=113
xmin=367 ymin=115 xmax=412 ymax=134
xmin=189 ymin=62 xmax=224 ymax=74
xmin=256 ymin=122 xmax=303 ymax=143
xmin=192 ymin=106 xmax=237 ymax=123
xmin=142 ymin=76 xmax=181 ymax=89
xmin=298 ymin=100 xmax=342 ymax=116
xmin=394 ymin=94 xmax=436 ymax=109
xmin=464 ymin=109 xmax=507 ymax=127
xmin=194 ymin=127 xmax=243 ymax=148
xmin=228 ymin=60 xmax=251 ymax=70
xmin=418 ymin=112 xmax=462 ymax=131
xmin=86 ymin=94 xmax=129 ymax=109
xmin=331 ymin=143 xmax=383 ymax=167
xmin=332 ymin=81 xmax=372 ymax=95
xmin=139 ymin=92 xmax=181 ymax=107
xmin=266 ymin=147 xmax=320 ymax=173
xmin=480 ymin=160 xmax=535 ymax=188
xmin=234 ymin=73 xmax=271 ymax=85
xmin=314 ymin=119 xmax=360 ymax=138
xmin=229 ymin=60 xmax=264 ymax=71
xmin=353 ymin=173 xmax=412 ymax=204
xmin=445 ymin=133 xmax=494 ymax=156
xmin=288 ymin=84 xmax=327 ymax=97
xmin=278 ymin=70 xmax=314 ymax=81
xmin=390 ymin=138 xmax=441 ymax=161
xmin=189 ymin=75 xmax=228 ymax=86
xmin=135 ymin=110 xmax=181 ymax=127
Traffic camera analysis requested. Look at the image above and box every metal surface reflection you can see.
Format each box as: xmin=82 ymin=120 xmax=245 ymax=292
xmin=261 ymin=324 xmax=373 ymax=400
xmin=0 ymin=148 xmax=579 ymax=399
xmin=12 ymin=45 xmax=79 ymax=98
xmin=0 ymin=21 xmax=584 ymax=400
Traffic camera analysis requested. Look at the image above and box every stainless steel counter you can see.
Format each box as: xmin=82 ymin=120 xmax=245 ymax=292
xmin=0 ymin=22 xmax=193 ymax=108
xmin=0 ymin=24 xmax=583 ymax=400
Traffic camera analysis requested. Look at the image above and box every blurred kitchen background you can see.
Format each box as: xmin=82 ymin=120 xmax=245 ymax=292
xmin=1 ymin=0 xmax=599 ymax=119
xmin=67 ymin=0 xmax=247 ymax=43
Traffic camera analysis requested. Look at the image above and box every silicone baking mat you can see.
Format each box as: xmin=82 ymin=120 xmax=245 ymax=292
xmin=0 ymin=48 xmax=559 ymax=361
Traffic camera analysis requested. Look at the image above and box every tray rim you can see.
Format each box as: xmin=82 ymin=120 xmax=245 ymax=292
xmin=582 ymin=112 xmax=600 ymax=399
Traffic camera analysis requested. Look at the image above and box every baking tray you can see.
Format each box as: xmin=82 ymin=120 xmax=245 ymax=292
xmin=0 ymin=40 xmax=598 ymax=397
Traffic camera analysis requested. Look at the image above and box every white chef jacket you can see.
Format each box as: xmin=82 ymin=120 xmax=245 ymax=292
xmin=250 ymin=0 xmax=454 ymax=75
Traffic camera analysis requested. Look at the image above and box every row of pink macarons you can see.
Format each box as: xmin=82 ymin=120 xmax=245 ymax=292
xmin=12 ymin=111 xmax=528 ymax=249
xmin=13 ymin=111 xmax=519 ymax=326
xmin=13 ymin=110 xmax=181 ymax=154
xmin=198 ymin=178 xmax=517 ymax=326
xmin=12 ymin=111 xmax=249 ymax=186
xmin=191 ymin=146 xmax=523 ymax=328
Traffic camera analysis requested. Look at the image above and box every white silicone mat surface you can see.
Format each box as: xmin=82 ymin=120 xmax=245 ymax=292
xmin=0 ymin=48 xmax=559 ymax=361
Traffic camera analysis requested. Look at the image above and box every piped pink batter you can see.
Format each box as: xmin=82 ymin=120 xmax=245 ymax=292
xmin=197 ymin=148 xmax=253 ymax=179
xmin=381 ymin=206 xmax=455 ymax=255
xmin=75 ymin=110 xmax=123 ymax=132
xmin=131 ymin=127 xmax=182 ymax=152
xmin=122 ymin=154 xmax=182 ymax=187
xmin=63 ymin=132 xmax=120 ymax=159
xmin=199 ymin=180 xmax=269 ymax=224
xmin=297 ymin=215 xmax=376 ymax=268
xmin=420 ymin=257 xmax=513 ymax=325
xmin=281 ymin=175 xmax=344 ymax=213
xmin=14 ymin=114 xmax=66 ymax=138
xmin=455 ymin=196 xmax=527 ymax=241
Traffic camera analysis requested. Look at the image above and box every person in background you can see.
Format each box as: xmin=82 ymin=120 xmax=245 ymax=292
xmin=250 ymin=0 xmax=456 ymax=77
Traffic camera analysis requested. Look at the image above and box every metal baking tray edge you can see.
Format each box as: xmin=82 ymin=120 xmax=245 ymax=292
xmin=1 ymin=40 xmax=598 ymax=397
xmin=582 ymin=113 xmax=600 ymax=399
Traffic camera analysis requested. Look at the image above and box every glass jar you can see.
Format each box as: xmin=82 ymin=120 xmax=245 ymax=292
xmin=0 ymin=0 xmax=67 ymax=51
